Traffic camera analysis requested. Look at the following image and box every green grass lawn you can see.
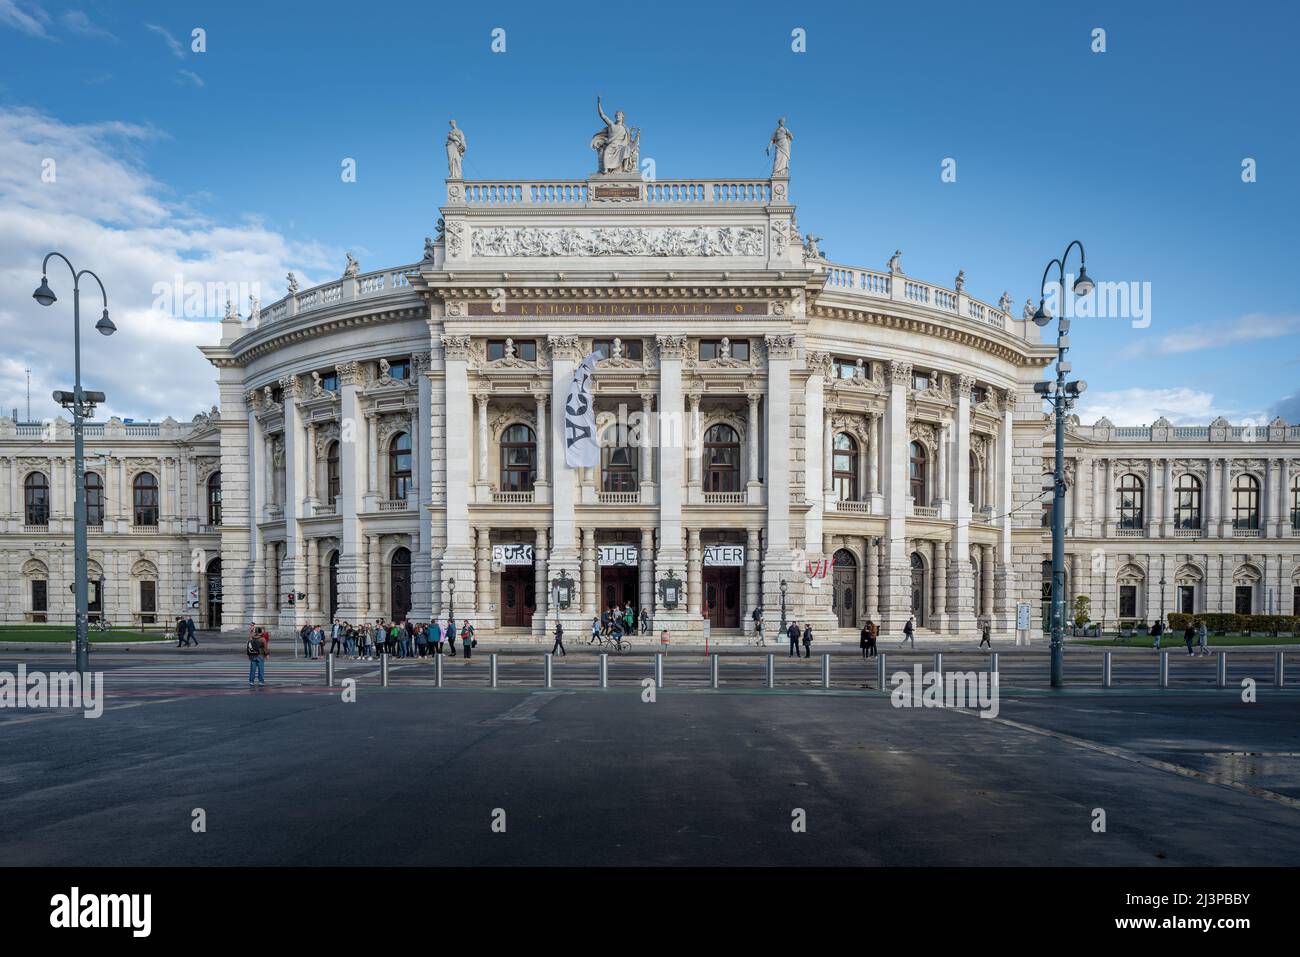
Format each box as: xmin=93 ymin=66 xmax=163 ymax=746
xmin=0 ymin=625 xmax=169 ymax=643
xmin=1074 ymin=633 xmax=1300 ymax=648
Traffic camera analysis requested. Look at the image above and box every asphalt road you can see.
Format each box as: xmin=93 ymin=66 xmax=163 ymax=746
xmin=2 ymin=650 xmax=1299 ymax=866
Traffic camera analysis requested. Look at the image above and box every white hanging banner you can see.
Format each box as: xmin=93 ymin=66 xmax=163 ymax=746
xmin=564 ymin=351 xmax=601 ymax=469
xmin=703 ymin=544 xmax=745 ymax=567
xmin=597 ymin=544 xmax=638 ymax=566
xmin=492 ymin=544 xmax=534 ymax=566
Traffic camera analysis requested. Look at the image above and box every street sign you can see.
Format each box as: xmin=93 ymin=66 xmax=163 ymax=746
xmin=1016 ymin=602 xmax=1032 ymax=631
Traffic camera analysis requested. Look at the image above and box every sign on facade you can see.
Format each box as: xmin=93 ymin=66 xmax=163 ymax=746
xmin=186 ymin=584 xmax=200 ymax=609
xmin=492 ymin=544 xmax=534 ymax=566
xmin=1016 ymin=601 xmax=1032 ymax=631
xmin=597 ymin=544 xmax=638 ymax=566
xmin=703 ymin=544 xmax=745 ymax=567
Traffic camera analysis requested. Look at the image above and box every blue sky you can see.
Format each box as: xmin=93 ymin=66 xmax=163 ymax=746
xmin=1 ymin=0 xmax=1297 ymax=424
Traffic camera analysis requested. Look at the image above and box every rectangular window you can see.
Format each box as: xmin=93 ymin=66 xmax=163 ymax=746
xmin=320 ymin=372 xmax=339 ymax=393
xmin=1118 ymin=585 xmax=1137 ymax=619
xmin=385 ymin=359 xmax=410 ymax=380
xmin=592 ymin=338 xmax=642 ymax=361
xmin=32 ymin=579 xmax=47 ymax=613
xmin=971 ymin=385 xmax=988 ymax=404
xmin=487 ymin=340 xmax=537 ymax=362
xmin=140 ymin=580 xmax=156 ymax=625
xmin=1235 ymin=585 xmax=1253 ymax=615
xmin=833 ymin=357 xmax=867 ymax=380
xmin=1177 ymin=585 xmax=1195 ymax=615
xmin=699 ymin=339 xmax=749 ymax=362
xmin=913 ymin=372 xmax=931 ymax=391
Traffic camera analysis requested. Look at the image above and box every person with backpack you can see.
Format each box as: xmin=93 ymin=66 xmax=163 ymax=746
xmin=461 ymin=620 xmax=476 ymax=659
xmin=430 ymin=618 xmax=443 ymax=655
xmin=552 ymin=621 xmax=566 ymax=657
xmin=247 ymin=629 xmax=268 ymax=687
xmin=787 ymin=621 xmax=801 ymax=657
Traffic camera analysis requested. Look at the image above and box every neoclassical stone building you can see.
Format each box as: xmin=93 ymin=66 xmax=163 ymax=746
xmin=3 ymin=116 xmax=1298 ymax=636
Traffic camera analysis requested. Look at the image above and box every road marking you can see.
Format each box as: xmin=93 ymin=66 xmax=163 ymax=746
xmin=482 ymin=692 xmax=572 ymax=725
xmin=959 ymin=710 xmax=1300 ymax=812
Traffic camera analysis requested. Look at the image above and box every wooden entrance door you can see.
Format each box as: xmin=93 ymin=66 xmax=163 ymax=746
xmin=600 ymin=566 xmax=638 ymax=617
xmin=702 ymin=567 xmax=740 ymax=628
xmin=500 ymin=565 xmax=536 ymax=627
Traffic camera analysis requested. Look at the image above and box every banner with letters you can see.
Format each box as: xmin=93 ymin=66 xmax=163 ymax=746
xmin=703 ymin=544 xmax=745 ymax=567
xmin=564 ymin=351 xmax=601 ymax=468
xmin=492 ymin=544 xmax=535 ymax=566
xmin=597 ymin=544 xmax=638 ymax=566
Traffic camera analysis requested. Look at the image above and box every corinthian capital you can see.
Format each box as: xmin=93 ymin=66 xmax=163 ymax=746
xmin=764 ymin=333 xmax=796 ymax=359
xmin=885 ymin=360 xmax=913 ymax=385
xmin=441 ymin=334 xmax=472 ymax=361
xmin=655 ymin=334 xmax=688 ymax=359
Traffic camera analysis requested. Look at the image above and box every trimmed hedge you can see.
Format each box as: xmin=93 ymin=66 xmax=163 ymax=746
xmin=1167 ymin=612 xmax=1300 ymax=635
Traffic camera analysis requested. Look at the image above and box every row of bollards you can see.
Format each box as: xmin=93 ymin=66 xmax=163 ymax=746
xmin=1101 ymin=649 xmax=1288 ymax=689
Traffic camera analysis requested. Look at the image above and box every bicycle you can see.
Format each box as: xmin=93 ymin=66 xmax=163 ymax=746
xmin=91 ymin=618 xmax=114 ymax=633
xmin=606 ymin=633 xmax=631 ymax=653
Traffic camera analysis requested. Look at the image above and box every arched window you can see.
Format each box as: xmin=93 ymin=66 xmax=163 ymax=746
xmin=1232 ymin=474 xmax=1260 ymax=530
xmin=499 ymin=424 xmax=536 ymax=492
xmin=908 ymin=442 xmax=928 ymax=504
xmin=704 ymin=424 xmax=741 ymax=493
xmin=207 ymin=471 xmax=222 ymax=526
xmin=24 ymin=472 xmax=49 ymax=526
xmin=832 ymin=432 xmax=858 ymax=501
xmin=1174 ymin=474 xmax=1201 ymax=530
xmin=132 ymin=472 xmax=158 ymax=526
xmin=601 ymin=440 xmax=638 ymax=493
xmin=85 ymin=471 xmax=104 ymax=526
xmin=1117 ymin=474 xmax=1144 ymax=529
xmin=388 ymin=432 xmax=412 ymax=500
xmin=325 ymin=441 xmax=340 ymax=503
xmin=969 ymin=452 xmax=983 ymax=510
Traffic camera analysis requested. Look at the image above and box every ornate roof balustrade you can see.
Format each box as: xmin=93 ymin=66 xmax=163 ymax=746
xmin=451 ymin=178 xmax=778 ymax=208
xmin=254 ymin=264 xmax=420 ymax=327
xmin=820 ymin=261 xmax=1012 ymax=333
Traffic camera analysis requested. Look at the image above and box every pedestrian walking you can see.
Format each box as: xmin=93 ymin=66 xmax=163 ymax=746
xmin=590 ymin=617 xmax=601 ymax=644
xmin=552 ymin=621 xmax=566 ymax=657
xmin=1151 ymin=619 xmax=1164 ymax=650
xmin=174 ymin=617 xmax=186 ymax=647
xmin=902 ymin=616 xmax=915 ymax=647
xmin=801 ymin=623 xmax=813 ymax=658
xmin=1183 ymin=622 xmax=1196 ymax=655
xmin=1196 ymin=619 xmax=1209 ymax=656
xmin=754 ymin=605 xmax=766 ymax=646
xmin=979 ymin=622 xmax=992 ymax=650
xmin=787 ymin=621 xmax=801 ymax=657
xmin=446 ymin=618 xmax=457 ymax=657
xmin=187 ymin=616 xmax=198 ymax=646
xmin=247 ymin=628 xmax=268 ymax=687
xmin=640 ymin=607 xmax=650 ymax=635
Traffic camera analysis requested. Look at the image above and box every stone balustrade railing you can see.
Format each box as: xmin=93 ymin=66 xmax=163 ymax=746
xmin=1070 ymin=423 xmax=1300 ymax=442
xmin=820 ymin=261 xmax=1012 ymax=334
xmin=255 ymin=265 xmax=420 ymax=327
xmin=454 ymin=178 xmax=776 ymax=207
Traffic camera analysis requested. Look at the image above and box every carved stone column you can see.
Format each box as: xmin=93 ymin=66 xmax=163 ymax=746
xmin=581 ymin=526 xmax=597 ymax=619
xmin=687 ymin=527 xmax=702 ymax=616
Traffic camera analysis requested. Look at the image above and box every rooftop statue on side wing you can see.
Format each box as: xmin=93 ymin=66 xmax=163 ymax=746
xmin=590 ymin=96 xmax=640 ymax=174
xmin=446 ymin=120 xmax=466 ymax=179
xmin=767 ymin=117 xmax=793 ymax=176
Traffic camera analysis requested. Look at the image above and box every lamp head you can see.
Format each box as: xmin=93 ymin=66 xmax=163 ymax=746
xmin=1032 ymin=299 xmax=1052 ymax=327
xmin=95 ymin=308 xmax=116 ymax=336
xmin=1073 ymin=265 xmax=1095 ymax=297
xmin=32 ymin=276 xmax=57 ymax=307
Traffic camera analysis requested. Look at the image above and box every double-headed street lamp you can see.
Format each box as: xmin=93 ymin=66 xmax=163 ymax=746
xmin=33 ymin=253 xmax=115 ymax=676
xmin=1031 ymin=241 xmax=1093 ymax=688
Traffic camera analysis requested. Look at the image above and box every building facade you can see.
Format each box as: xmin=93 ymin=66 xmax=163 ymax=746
xmin=4 ymin=124 xmax=1299 ymax=636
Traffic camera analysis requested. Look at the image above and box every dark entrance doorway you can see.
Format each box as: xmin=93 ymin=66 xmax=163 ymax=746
xmin=500 ymin=565 xmax=536 ymax=628
xmin=601 ymin=565 xmax=638 ymax=616
xmin=390 ymin=547 xmax=411 ymax=622
xmin=702 ymin=566 xmax=741 ymax=628
xmin=832 ymin=549 xmax=856 ymax=628
xmin=206 ymin=557 xmax=223 ymax=629
xmin=910 ymin=552 xmax=927 ymax=627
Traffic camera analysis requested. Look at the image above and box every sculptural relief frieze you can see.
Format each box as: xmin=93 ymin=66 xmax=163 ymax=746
xmin=469 ymin=225 xmax=764 ymax=259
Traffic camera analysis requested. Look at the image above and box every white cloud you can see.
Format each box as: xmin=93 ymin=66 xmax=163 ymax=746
xmin=1075 ymin=388 xmax=1265 ymax=427
xmin=145 ymin=22 xmax=184 ymax=58
xmin=0 ymin=0 xmax=50 ymax=37
xmin=1128 ymin=313 xmax=1300 ymax=357
xmin=0 ymin=106 xmax=334 ymax=423
xmin=176 ymin=69 xmax=204 ymax=88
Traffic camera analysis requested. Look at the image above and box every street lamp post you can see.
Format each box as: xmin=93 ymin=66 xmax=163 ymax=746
xmin=777 ymin=578 xmax=788 ymax=638
xmin=1031 ymin=242 xmax=1094 ymax=688
xmin=33 ymin=253 xmax=115 ymax=677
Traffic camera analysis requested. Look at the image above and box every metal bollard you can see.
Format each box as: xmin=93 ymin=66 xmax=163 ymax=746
xmin=989 ymin=652 xmax=1000 ymax=675
xmin=381 ymin=652 xmax=389 ymax=688
xmin=877 ymin=652 xmax=887 ymax=691
xmin=489 ymin=652 xmax=498 ymax=688
xmin=599 ymin=653 xmax=608 ymax=688
xmin=1159 ymin=650 xmax=1169 ymax=689
xmin=1216 ymin=651 xmax=1227 ymax=689
xmin=654 ymin=652 xmax=664 ymax=688
xmin=1276 ymin=651 xmax=1286 ymax=689
xmin=765 ymin=653 xmax=775 ymax=689
xmin=543 ymin=653 xmax=552 ymax=688
xmin=435 ymin=652 xmax=443 ymax=688
xmin=1102 ymin=651 xmax=1112 ymax=688
xmin=821 ymin=653 xmax=831 ymax=689
xmin=933 ymin=652 xmax=943 ymax=677
xmin=710 ymin=653 xmax=719 ymax=689
xmin=326 ymin=652 xmax=334 ymax=688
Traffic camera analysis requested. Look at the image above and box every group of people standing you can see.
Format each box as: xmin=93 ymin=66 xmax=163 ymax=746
xmin=295 ymin=618 xmax=480 ymax=661
xmin=590 ymin=602 xmax=649 ymax=642
xmin=1150 ymin=618 xmax=1210 ymax=655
